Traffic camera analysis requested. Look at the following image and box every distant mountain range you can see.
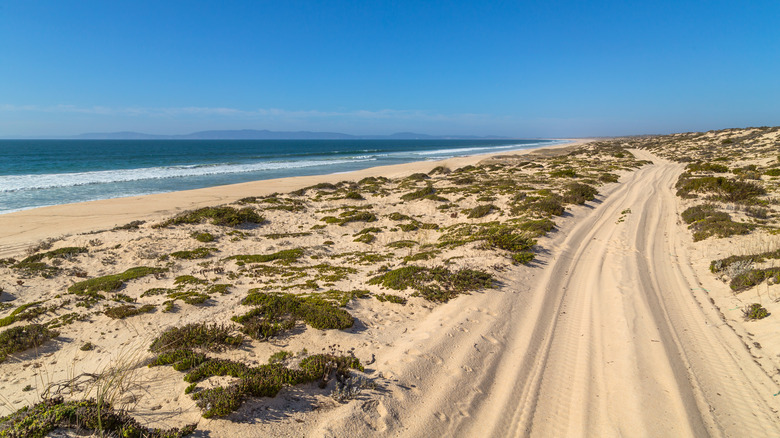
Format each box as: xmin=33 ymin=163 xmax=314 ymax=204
xmin=69 ymin=129 xmax=510 ymax=140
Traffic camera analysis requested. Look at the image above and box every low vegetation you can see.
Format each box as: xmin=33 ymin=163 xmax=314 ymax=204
xmin=68 ymin=267 xmax=167 ymax=296
xmin=224 ymin=248 xmax=304 ymax=265
xmin=233 ymin=291 xmax=354 ymax=340
xmin=0 ymin=324 xmax=59 ymax=363
xmin=150 ymin=350 xmax=363 ymax=418
xmin=743 ymin=303 xmax=770 ymax=320
xmin=369 ymin=266 xmax=493 ymax=302
xmin=104 ymin=304 xmax=156 ymax=319
xmin=156 ymin=206 xmax=265 ymax=228
xmin=0 ymin=396 xmax=196 ymax=437
xmin=680 ymin=205 xmax=754 ymax=241
xmin=149 ymin=323 xmax=243 ymax=353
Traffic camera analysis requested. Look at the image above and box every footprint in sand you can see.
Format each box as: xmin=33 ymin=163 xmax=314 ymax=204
xmin=423 ymin=354 xmax=444 ymax=365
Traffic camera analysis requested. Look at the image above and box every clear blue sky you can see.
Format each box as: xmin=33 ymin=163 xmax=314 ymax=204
xmin=1 ymin=0 xmax=778 ymax=138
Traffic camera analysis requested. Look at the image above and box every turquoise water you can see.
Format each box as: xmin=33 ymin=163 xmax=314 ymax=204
xmin=0 ymin=139 xmax=558 ymax=214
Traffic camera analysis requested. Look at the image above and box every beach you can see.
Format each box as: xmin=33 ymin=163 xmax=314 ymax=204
xmin=2 ymin=130 xmax=780 ymax=437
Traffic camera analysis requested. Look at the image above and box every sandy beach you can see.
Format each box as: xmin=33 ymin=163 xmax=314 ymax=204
xmin=2 ymin=129 xmax=780 ymax=437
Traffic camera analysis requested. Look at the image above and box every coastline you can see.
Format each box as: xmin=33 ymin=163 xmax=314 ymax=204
xmin=0 ymin=139 xmax=585 ymax=258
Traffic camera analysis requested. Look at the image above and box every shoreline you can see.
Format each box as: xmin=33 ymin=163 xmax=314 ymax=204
xmin=0 ymin=139 xmax=586 ymax=258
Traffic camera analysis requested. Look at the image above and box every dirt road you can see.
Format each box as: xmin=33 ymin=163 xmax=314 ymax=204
xmin=316 ymin=151 xmax=780 ymax=437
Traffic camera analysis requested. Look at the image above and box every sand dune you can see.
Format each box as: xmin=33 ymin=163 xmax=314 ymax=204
xmin=313 ymin=149 xmax=780 ymax=437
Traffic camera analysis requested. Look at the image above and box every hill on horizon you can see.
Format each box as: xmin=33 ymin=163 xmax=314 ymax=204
xmin=69 ymin=129 xmax=512 ymax=140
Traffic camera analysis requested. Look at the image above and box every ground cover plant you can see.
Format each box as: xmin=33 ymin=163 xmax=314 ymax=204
xmin=155 ymin=206 xmax=265 ymax=228
xmin=369 ymin=266 xmax=493 ymax=302
xmin=68 ymin=267 xmax=167 ymax=296
xmin=0 ymin=396 xmax=196 ymax=437
xmin=0 ymin=324 xmax=59 ymax=363
xmin=680 ymin=204 xmax=755 ymax=241
xmin=233 ymin=291 xmax=354 ymax=340
xmin=150 ymin=350 xmax=364 ymax=418
xmin=743 ymin=303 xmax=770 ymax=320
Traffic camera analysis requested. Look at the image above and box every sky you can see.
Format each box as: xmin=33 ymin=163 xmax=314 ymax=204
xmin=1 ymin=0 xmax=778 ymax=138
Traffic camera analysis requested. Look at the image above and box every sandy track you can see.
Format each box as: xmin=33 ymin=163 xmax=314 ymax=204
xmin=315 ymin=151 xmax=780 ymax=437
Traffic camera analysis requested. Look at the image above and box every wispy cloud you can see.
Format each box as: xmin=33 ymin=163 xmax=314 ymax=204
xmin=0 ymin=103 xmax=495 ymax=123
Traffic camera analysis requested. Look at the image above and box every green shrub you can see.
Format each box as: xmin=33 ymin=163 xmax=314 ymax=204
xmin=517 ymin=219 xmax=555 ymax=236
xmin=743 ymin=303 xmax=769 ymax=320
xmin=234 ymin=291 xmax=354 ymax=338
xmin=17 ymin=247 xmax=87 ymax=265
xmin=375 ymin=293 xmax=407 ymax=304
xmin=264 ymin=232 xmax=312 ymax=239
xmin=353 ymin=234 xmax=375 ymax=244
xmin=224 ymin=248 xmax=304 ymax=264
xmin=268 ymin=350 xmax=293 ymax=363
xmin=686 ymin=162 xmax=729 ymax=173
xmin=191 ymin=232 xmax=215 ymax=242
xmin=550 ymin=168 xmax=577 ymax=178
xmin=149 ymin=323 xmax=243 ymax=353
xmin=104 ymin=304 xmax=155 ymax=319
xmin=511 ymin=252 xmax=535 ymax=264
xmin=0 ymin=397 xmax=196 ymax=437
xmin=681 ymin=205 xmax=754 ymax=241
xmin=388 ymin=212 xmax=413 ymax=221
xmin=681 ymin=204 xmax=718 ymax=224
xmin=343 ymin=191 xmax=364 ymax=200
xmin=675 ymin=175 xmax=766 ymax=203
xmin=481 ymin=225 xmax=536 ymax=252
xmin=0 ymin=302 xmax=44 ymax=328
xmin=562 ymin=183 xmax=598 ymax=204
xmin=9 ymin=261 xmax=60 ymax=278
xmin=151 ymin=351 xmax=361 ymax=419
xmin=387 ymin=240 xmax=417 ymax=249
xmin=68 ymin=267 xmax=166 ymax=296
xmin=401 ymin=185 xmax=448 ymax=202
xmin=112 ymin=220 xmax=146 ymax=230
xmin=598 ymin=173 xmax=619 ymax=183
xmin=206 ymin=283 xmax=231 ymax=295
xmin=528 ymin=196 xmax=565 ymax=216
xmin=730 ymin=268 xmax=780 ymax=291
xmin=156 ymin=207 xmax=264 ymax=228
xmin=765 ymin=169 xmax=780 ymax=177
xmin=174 ymin=275 xmax=207 ymax=286
xmin=398 ymin=222 xmax=419 ymax=232
xmin=710 ymin=249 xmax=780 ymax=273
xmin=744 ymin=206 xmax=769 ymax=219
xmin=368 ymin=266 xmax=493 ymax=302
xmin=467 ymin=204 xmax=495 ymax=219
xmin=403 ymin=250 xmax=440 ymax=262
xmin=321 ymin=210 xmax=377 ymax=225
xmin=405 ymin=173 xmax=430 ymax=181
xmin=170 ymin=247 xmax=218 ymax=260
xmin=0 ymin=324 xmax=59 ymax=363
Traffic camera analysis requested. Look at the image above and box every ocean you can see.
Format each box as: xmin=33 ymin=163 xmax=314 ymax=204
xmin=0 ymin=139 xmax=559 ymax=214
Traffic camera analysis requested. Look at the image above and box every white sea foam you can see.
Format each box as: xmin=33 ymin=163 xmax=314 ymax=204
xmin=0 ymin=157 xmax=376 ymax=192
xmin=410 ymin=142 xmax=549 ymax=156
